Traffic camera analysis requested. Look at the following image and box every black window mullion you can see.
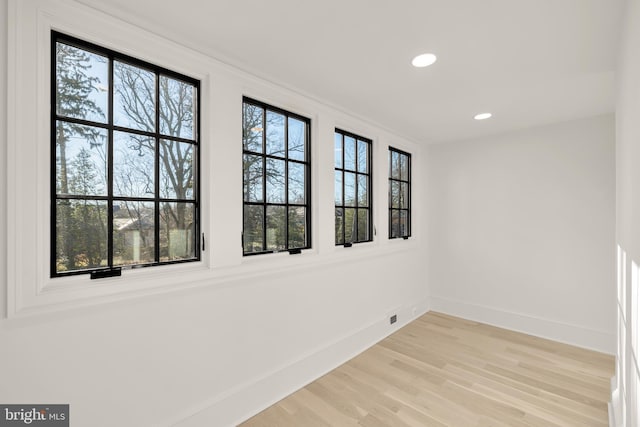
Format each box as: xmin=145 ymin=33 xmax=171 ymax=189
xmin=341 ymin=134 xmax=346 ymax=244
xmin=263 ymin=204 xmax=268 ymax=252
xmin=305 ymin=120 xmax=311 ymax=250
xmin=389 ymin=152 xmax=393 ymax=239
xmin=368 ymin=141 xmax=373 ymax=240
xmin=284 ymin=116 xmax=289 ymax=250
xmin=342 ymin=171 xmax=346 ymax=244
xmin=52 ymin=32 xmax=200 ymax=277
xmin=154 ymin=73 xmax=161 ymax=263
xmin=388 ymin=147 xmax=411 ymax=239
xmin=107 ymin=53 xmax=115 ymax=269
xmin=353 ymin=139 xmax=358 ymax=243
xmin=408 ymin=156 xmax=412 ymax=236
xmin=242 ymin=98 xmax=310 ymax=255
xmin=262 ymin=107 xmax=267 ymax=252
xmin=53 ymin=115 xmax=109 ymax=131
xmin=354 ymin=148 xmax=359 ymax=241
xmin=334 ymin=130 xmax=372 ymax=246
xmin=50 ymin=35 xmax=57 ymax=278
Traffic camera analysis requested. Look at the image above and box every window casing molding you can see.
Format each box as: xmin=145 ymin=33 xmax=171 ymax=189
xmin=5 ymin=0 xmax=421 ymax=320
xmin=6 ymin=0 xmax=213 ymax=317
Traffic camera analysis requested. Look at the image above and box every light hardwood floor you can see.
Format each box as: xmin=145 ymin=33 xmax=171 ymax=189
xmin=239 ymin=312 xmax=614 ymax=427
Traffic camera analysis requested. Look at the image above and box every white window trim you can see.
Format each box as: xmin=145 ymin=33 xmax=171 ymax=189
xmin=6 ymin=0 xmax=216 ymax=318
xmin=5 ymin=0 xmax=423 ymax=320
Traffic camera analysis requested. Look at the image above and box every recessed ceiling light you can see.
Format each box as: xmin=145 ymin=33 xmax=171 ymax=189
xmin=473 ymin=113 xmax=492 ymax=120
xmin=411 ymin=53 xmax=437 ymax=68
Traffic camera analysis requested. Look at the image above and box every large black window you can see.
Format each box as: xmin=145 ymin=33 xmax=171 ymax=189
xmin=242 ymin=98 xmax=311 ymax=255
xmin=334 ymin=129 xmax=372 ymax=245
xmin=52 ymin=32 xmax=200 ymax=277
xmin=389 ymin=147 xmax=411 ymax=239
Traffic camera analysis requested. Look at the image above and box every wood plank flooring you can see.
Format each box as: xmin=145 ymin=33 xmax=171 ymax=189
xmin=239 ymin=312 xmax=614 ymax=427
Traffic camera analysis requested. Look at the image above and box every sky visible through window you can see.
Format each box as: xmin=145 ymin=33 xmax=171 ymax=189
xmin=334 ymin=129 xmax=371 ymax=245
xmin=242 ymin=99 xmax=310 ymax=255
xmin=53 ymin=34 xmax=199 ymax=276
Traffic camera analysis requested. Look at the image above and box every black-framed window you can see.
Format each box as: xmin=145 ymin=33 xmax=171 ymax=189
xmin=334 ymin=129 xmax=372 ymax=245
xmin=389 ymin=147 xmax=411 ymax=239
xmin=52 ymin=32 xmax=200 ymax=277
xmin=242 ymin=98 xmax=311 ymax=255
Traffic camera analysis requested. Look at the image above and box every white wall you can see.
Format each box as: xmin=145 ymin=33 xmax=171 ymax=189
xmin=612 ymin=0 xmax=640 ymax=425
xmin=0 ymin=0 xmax=7 ymax=321
xmin=0 ymin=1 xmax=429 ymax=426
xmin=428 ymin=114 xmax=616 ymax=353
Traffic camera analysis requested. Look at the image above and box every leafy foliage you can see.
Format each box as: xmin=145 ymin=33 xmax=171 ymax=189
xmin=242 ymin=102 xmax=308 ymax=253
xmin=54 ymin=39 xmax=197 ymax=273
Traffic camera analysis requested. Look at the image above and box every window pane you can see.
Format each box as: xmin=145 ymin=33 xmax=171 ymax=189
xmin=160 ymin=202 xmax=195 ymax=261
xmin=243 ymin=103 xmax=264 ymax=153
xmin=113 ymin=131 xmax=155 ymax=198
xmin=389 ymin=148 xmax=411 ymax=240
xmin=244 ymin=205 xmax=264 ymax=253
xmin=344 ymin=208 xmax=356 ymax=243
xmin=400 ymin=182 xmax=409 ymax=209
xmin=344 ymin=172 xmax=356 ymax=207
xmin=390 ymin=150 xmax=400 ymax=179
xmin=390 ymin=181 xmax=400 ymax=208
xmin=56 ymin=42 xmax=108 ymax=123
xmin=288 ymin=118 xmax=306 ymax=161
xmin=358 ymin=209 xmax=369 ymax=242
xmin=113 ymin=201 xmax=155 ymax=266
xmin=160 ymin=76 xmax=195 ymax=139
xmin=335 ymin=207 xmax=344 ymax=244
xmin=266 ymin=111 xmax=285 ymax=156
xmin=288 ymin=207 xmax=306 ymax=249
xmin=358 ymin=174 xmax=369 ymax=207
xmin=344 ymin=136 xmax=356 ymax=171
xmin=243 ymin=154 xmax=264 ymax=202
xmin=400 ymin=153 xmax=409 ymax=181
xmin=334 ymin=171 xmax=343 ymax=206
xmin=52 ymin=34 xmax=201 ymax=275
xmin=357 ymin=140 xmax=369 ymax=173
xmin=391 ymin=210 xmax=400 ymax=238
xmin=266 ymin=205 xmax=286 ymax=251
xmin=56 ymin=199 xmax=108 ymax=273
xmin=242 ymin=99 xmax=309 ymax=256
xmin=400 ymin=210 xmax=409 ymax=237
xmin=56 ymin=121 xmax=107 ymax=196
xmin=160 ymin=139 xmax=194 ymax=199
xmin=114 ymin=61 xmax=156 ymax=132
xmin=288 ymin=162 xmax=305 ymax=204
xmin=335 ymin=133 xmax=343 ymax=169
xmin=266 ymin=158 xmax=286 ymax=203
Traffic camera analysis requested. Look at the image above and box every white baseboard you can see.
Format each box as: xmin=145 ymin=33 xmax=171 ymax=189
xmin=609 ymin=401 xmax=615 ymax=427
xmin=431 ymin=296 xmax=615 ymax=354
xmin=609 ymin=374 xmax=622 ymax=427
xmin=170 ymin=299 xmax=430 ymax=427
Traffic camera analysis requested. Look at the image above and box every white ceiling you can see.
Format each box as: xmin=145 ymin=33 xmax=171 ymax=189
xmin=76 ymin=0 xmax=624 ymax=143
